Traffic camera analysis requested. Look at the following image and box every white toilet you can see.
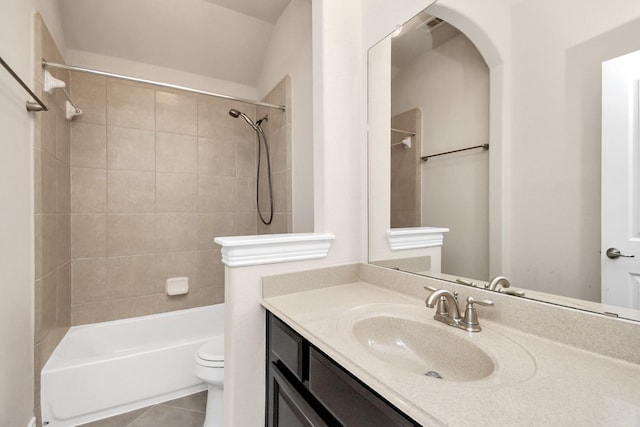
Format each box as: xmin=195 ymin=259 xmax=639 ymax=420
xmin=194 ymin=337 xmax=224 ymax=427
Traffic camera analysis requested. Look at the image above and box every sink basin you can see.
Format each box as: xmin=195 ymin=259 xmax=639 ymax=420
xmin=353 ymin=316 xmax=494 ymax=382
xmin=337 ymin=303 xmax=536 ymax=385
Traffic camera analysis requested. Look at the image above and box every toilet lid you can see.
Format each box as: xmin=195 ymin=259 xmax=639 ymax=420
xmin=198 ymin=337 xmax=224 ymax=362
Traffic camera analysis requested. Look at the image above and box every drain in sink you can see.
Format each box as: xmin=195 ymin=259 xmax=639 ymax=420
xmin=424 ymin=371 xmax=443 ymax=379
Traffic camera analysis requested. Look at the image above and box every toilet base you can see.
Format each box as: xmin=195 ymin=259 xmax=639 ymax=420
xmin=203 ymin=385 xmax=223 ymax=427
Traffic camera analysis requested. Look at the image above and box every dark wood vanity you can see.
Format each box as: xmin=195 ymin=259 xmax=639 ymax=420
xmin=266 ymin=312 xmax=420 ymax=427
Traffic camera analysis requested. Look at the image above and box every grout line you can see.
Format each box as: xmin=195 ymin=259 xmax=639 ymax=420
xmin=124 ymin=404 xmax=156 ymax=427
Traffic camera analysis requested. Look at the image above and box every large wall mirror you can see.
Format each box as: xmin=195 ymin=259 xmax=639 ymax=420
xmin=368 ymin=0 xmax=640 ymax=322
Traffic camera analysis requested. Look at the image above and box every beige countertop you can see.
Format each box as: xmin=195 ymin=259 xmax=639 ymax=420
xmin=262 ymin=280 xmax=640 ymax=427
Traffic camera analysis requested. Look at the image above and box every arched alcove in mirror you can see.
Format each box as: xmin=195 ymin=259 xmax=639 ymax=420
xmin=389 ymin=14 xmax=490 ymax=281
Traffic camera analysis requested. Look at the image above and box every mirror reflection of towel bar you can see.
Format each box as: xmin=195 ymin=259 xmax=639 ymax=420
xmin=421 ymin=143 xmax=489 ymax=162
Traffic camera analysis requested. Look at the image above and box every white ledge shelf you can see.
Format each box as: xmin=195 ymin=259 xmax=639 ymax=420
xmin=387 ymin=227 xmax=450 ymax=251
xmin=214 ymin=233 xmax=335 ymax=267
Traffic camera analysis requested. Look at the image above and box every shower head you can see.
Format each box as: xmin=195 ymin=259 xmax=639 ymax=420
xmin=228 ymin=109 xmax=258 ymax=131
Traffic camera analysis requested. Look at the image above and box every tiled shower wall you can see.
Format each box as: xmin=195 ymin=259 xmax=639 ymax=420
xmin=69 ymin=72 xmax=291 ymax=325
xmin=33 ymin=13 xmax=72 ymax=424
xmin=390 ymin=108 xmax=422 ymax=228
xmin=257 ymin=76 xmax=292 ymax=234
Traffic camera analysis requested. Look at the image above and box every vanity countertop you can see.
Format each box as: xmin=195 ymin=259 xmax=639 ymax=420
xmin=262 ymin=280 xmax=640 ymax=427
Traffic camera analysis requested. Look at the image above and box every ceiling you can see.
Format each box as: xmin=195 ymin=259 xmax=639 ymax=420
xmin=58 ymin=0 xmax=292 ymax=87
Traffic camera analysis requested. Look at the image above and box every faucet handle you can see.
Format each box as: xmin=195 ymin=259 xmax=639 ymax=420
xmin=461 ymin=296 xmax=494 ymax=332
xmin=424 ymin=285 xmax=438 ymax=292
xmin=468 ymin=296 xmax=494 ymax=307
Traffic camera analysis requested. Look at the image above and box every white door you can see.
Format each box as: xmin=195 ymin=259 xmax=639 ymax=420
xmin=601 ymin=50 xmax=640 ymax=309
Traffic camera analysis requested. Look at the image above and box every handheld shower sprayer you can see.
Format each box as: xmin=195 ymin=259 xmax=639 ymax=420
xmin=228 ymin=109 xmax=274 ymax=225
xmin=229 ymin=108 xmax=259 ymax=131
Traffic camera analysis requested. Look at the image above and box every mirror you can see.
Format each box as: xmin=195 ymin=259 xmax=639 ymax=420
xmin=368 ymin=1 xmax=640 ymax=322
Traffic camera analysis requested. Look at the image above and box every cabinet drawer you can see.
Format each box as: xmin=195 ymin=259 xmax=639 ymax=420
xmin=270 ymin=315 xmax=304 ymax=381
xmin=308 ymin=348 xmax=416 ymax=427
xmin=270 ymin=364 xmax=328 ymax=427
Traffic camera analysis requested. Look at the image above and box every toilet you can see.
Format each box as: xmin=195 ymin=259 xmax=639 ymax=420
xmin=194 ymin=337 xmax=224 ymax=427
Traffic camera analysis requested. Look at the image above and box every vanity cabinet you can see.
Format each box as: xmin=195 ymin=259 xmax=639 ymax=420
xmin=267 ymin=312 xmax=420 ymax=427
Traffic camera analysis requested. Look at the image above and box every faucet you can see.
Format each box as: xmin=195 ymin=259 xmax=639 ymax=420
xmin=486 ymin=276 xmax=511 ymax=291
xmin=425 ymin=289 xmax=462 ymax=323
xmin=425 ymin=287 xmax=494 ymax=332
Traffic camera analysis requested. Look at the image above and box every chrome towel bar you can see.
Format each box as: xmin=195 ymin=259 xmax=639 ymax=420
xmin=0 ymin=56 xmax=48 ymax=112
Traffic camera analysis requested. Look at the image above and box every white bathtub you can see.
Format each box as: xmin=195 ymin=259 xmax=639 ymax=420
xmin=41 ymin=304 xmax=224 ymax=426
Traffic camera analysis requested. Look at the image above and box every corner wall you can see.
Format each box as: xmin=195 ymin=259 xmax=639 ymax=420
xmin=0 ymin=1 xmax=66 ymax=425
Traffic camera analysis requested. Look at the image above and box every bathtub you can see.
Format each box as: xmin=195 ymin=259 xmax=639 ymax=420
xmin=41 ymin=304 xmax=224 ymax=426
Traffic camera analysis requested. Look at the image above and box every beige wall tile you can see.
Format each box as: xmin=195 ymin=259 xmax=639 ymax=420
xmin=57 ymin=263 xmax=71 ymax=327
xmin=196 ymin=250 xmax=224 ymax=290
xmin=41 ymin=271 xmax=58 ymax=339
xmin=34 ymin=278 xmax=43 ymax=344
xmin=71 ymin=289 xmax=213 ymax=325
xmin=156 ymin=132 xmax=197 ymax=173
xmin=270 ymin=126 xmax=290 ymax=173
xmin=107 ymin=170 xmax=155 ymax=213
xmin=198 ymin=137 xmax=235 ymax=176
xmin=106 ymin=81 xmax=155 ymax=130
xmin=198 ymin=176 xmax=236 ymax=213
xmin=42 ymin=150 xmax=58 ymax=213
xmin=272 ymin=170 xmax=291 ymax=214
xmin=70 ymin=72 xmax=107 ymax=125
xmin=72 ymin=258 xmax=107 ymax=305
xmin=34 ymin=215 xmax=43 ymax=280
xmin=42 ymin=214 xmax=57 ymax=277
xmin=156 ymin=173 xmax=197 ymax=212
xmin=71 ymin=214 xmax=107 ymax=259
xmin=197 ymin=96 xmax=235 ymax=139
xmin=40 ymin=102 xmax=57 ymax=156
xmin=107 ymin=126 xmax=155 ymax=171
xmin=34 ymin=149 xmax=42 ymax=214
xmin=156 ymin=213 xmax=197 ymax=252
xmin=236 ymin=213 xmax=257 ymax=235
xmin=236 ymin=137 xmax=256 ymax=178
xmin=56 ymin=112 xmax=71 ymax=164
xmin=156 ymin=91 xmax=197 ymax=136
xmin=56 ymin=214 xmax=71 ymax=266
xmin=155 ymin=251 xmax=199 ymax=289
xmin=71 ymin=122 xmax=106 ymax=168
xmin=236 ymin=177 xmax=255 ymax=213
xmin=107 ymin=255 xmax=158 ymax=299
xmin=107 ymin=214 xmax=155 ymax=256
xmin=197 ymin=213 xmax=235 ymax=250
xmin=71 ymin=168 xmax=106 ymax=213
xmin=258 ymin=213 xmax=289 ymax=234
xmin=57 ymin=160 xmax=71 ymax=213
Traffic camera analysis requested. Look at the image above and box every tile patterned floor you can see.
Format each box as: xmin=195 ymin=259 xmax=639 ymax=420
xmin=79 ymin=391 xmax=207 ymax=427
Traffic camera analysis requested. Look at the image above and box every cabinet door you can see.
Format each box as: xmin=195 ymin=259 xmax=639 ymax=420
xmin=309 ymin=349 xmax=416 ymax=427
xmin=269 ymin=365 xmax=328 ymax=427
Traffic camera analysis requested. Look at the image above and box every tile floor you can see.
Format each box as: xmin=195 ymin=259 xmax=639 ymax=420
xmin=79 ymin=391 xmax=207 ymax=427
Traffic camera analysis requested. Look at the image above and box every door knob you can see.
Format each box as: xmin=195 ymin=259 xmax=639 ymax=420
xmin=606 ymin=248 xmax=635 ymax=259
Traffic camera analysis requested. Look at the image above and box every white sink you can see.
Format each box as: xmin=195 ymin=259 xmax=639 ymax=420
xmin=338 ymin=303 xmax=536 ymax=385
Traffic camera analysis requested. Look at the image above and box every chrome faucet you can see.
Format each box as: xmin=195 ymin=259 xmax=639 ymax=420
xmin=425 ymin=287 xmax=494 ymax=332
xmin=486 ymin=276 xmax=511 ymax=291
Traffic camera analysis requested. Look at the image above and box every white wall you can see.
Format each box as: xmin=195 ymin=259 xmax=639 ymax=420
xmin=0 ymin=2 xmax=65 ymax=425
xmin=258 ymin=0 xmax=314 ymax=232
xmin=508 ymin=0 xmax=640 ymax=300
xmin=64 ymin=49 xmax=259 ymax=100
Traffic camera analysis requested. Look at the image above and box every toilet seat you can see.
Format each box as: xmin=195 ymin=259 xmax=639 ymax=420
xmin=196 ymin=337 xmax=224 ymax=368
